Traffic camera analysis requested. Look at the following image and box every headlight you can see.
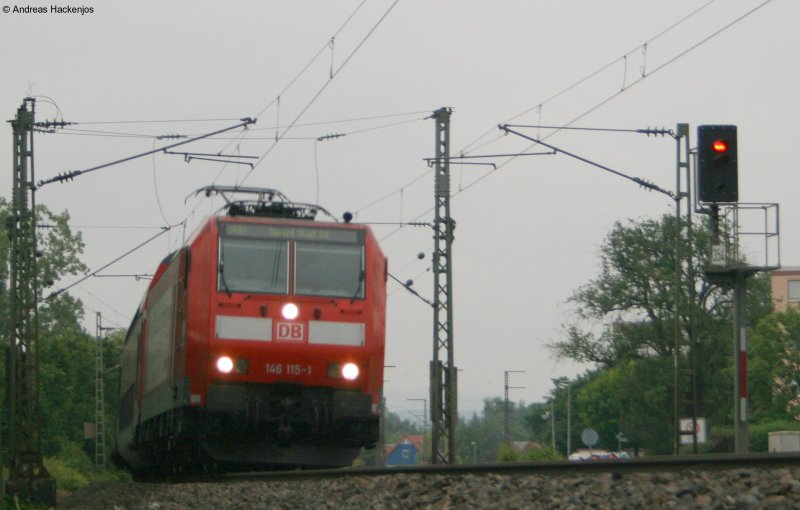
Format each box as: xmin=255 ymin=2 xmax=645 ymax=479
xmin=341 ymin=362 xmax=359 ymax=381
xmin=216 ymin=356 xmax=234 ymax=374
xmin=281 ymin=302 xmax=299 ymax=320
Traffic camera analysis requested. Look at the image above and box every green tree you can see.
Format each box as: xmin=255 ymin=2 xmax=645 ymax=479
xmin=0 ymin=198 xmax=103 ymax=464
xmin=749 ymin=307 xmax=800 ymax=422
xmin=578 ymin=359 xmax=673 ymax=454
xmin=553 ymin=215 xmax=719 ymax=365
xmin=549 ymin=214 xmax=771 ymax=453
xmin=455 ymin=398 xmax=534 ymax=463
xmin=522 ymin=401 xmax=554 ymax=448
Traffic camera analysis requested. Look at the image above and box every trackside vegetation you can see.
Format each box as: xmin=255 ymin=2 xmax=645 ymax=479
xmin=2 ymin=206 xmax=799 ymax=508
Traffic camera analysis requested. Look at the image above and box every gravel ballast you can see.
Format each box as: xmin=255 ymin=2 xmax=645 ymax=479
xmin=62 ymin=466 xmax=800 ymax=509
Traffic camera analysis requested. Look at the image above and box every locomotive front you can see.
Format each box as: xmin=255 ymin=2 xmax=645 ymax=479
xmin=114 ymin=188 xmax=387 ymax=473
xmin=194 ymin=216 xmax=387 ymax=467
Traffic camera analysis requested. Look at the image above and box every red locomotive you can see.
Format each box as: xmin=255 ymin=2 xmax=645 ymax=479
xmin=113 ymin=187 xmax=387 ymax=475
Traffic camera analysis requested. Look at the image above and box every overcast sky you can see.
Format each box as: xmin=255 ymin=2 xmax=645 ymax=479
xmin=1 ymin=0 xmax=796 ymax=422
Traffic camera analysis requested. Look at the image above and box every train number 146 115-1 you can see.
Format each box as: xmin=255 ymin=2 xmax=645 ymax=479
xmin=266 ymin=363 xmax=311 ymax=376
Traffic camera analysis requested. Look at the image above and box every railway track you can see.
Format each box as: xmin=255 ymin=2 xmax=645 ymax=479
xmin=63 ymin=453 xmax=800 ymax=509
xmin=154 ymin=452 xmax=800 ymax=484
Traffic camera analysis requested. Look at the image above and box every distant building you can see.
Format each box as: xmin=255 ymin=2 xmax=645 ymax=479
xmin=385 ymin=434 xmax=424 ymax=466
xmin=770 ymin=266 xmax=800 ymax=312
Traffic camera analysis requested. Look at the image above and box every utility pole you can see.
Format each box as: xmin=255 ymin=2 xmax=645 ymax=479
xmin=503 ymin=371 xmax=525 ymax=444
xmin=378 ymin=396 xmax=388 ymax=466
xmin=672 ymin=123 xmax=699 ymax=454
xmin=706 ymin=207 xmax=756 ymax=453
xmin=549 ymin=401 xmax=556 ymax=453
xmin=7 ymin=98 xmax=56 ymax=507
xmin=557 ymin=379 xmax=572 ymax=457
xmin=429 ymin=107 xmax=457 ymax=464
xmin=95 ymin=312 xmax=107 ymax=471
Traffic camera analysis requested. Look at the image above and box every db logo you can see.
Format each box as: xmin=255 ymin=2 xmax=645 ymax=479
xmin=276 ymin=322 xmax=305 ymax=341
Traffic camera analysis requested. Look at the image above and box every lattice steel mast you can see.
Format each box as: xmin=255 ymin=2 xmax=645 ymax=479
xmin=429 ymin=107 xmax=457 ymax=464
xmin=95 ymin=312 xmax=107 ymax=471
xmin=7 ymin=98 xmax=56 ymax=506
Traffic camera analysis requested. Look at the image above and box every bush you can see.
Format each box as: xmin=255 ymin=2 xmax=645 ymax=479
xmin=523 ymin=446 xmax=562 ymax=461
xmin=699 ymin=426 xmax=733 ymax=454
xmin=749 ymin=420 xmax=800 ymax=452
xmin=58 ymin=441 xmax=94 ymax=474
xmin=700 ymin=420 xmax=800 ymax=453
xmin=44 ymin=457 xmax=89 ymax=492
xmin=497 ymin=443 xmax=520 ymax=462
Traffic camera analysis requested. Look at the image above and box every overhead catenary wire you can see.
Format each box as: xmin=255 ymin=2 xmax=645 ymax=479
xmin=498 ymin=125 xmax=676 ymax=199
xmin=36 ymin=118 xmax=255 ymax=188
xmin=39 ymin=111 xmax=430 ymax=144
xmin=72 ymin=283 xmax=133 ymax=328
xmin=25 ymin=3 xmax=403 ymax=332
xmin=73 ymin=118 xmax=244 ymax=125
xmin=45 ymin=226 xmax=174 ymax=301
xmin=250 ymin=110 xmax=431 ymax=132
xmin=46 ymin=128 xmax=155 ymax=139
xmin=50 ymin=224 xmax=168 ymax=230
xmin=375 ymin=0 xmax=775 ymax=251
xmin=457 ymin=0 xmax=721 ymax=157
xmin=239 ymin=0 xmax=402 ymax=186
xmin=41 ymin=1 xmax=773 ymax=325
xmin=362 ymin=0 xmax=749 ymax=232
xmin=79 ymin=301 xmax=127 ymax=330
xmin=155 ymin=2 xmax=408 ymax=232
xmin=152 ymin=138 xmax=173 ymax=226
xmin=252 ymin=0 xmax=369 ymax=122
xmin=454 ymin=0 xmax=775 ymax=199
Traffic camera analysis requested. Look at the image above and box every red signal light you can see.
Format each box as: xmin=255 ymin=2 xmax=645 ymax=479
xmin=697 ymin=124 xmax=738 ymax=203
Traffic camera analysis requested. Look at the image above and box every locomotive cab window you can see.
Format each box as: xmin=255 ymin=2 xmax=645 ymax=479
xmin=295 ymin=241 xmax=364 ymax=299
xmin=219 ymin=237 xmax=289 ymax=294
xmin=218 ymin=222 xmax=365 ymax=298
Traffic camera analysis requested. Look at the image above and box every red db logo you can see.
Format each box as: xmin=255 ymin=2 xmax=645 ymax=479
xmin=276 ymin=322 xmax=305 ymax=341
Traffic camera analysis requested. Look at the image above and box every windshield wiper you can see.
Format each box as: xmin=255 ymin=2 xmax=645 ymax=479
xmin=219 ymin=261 xmax=233 ymax=298
xmin=350 ymin=270 xmax=365 ymax=303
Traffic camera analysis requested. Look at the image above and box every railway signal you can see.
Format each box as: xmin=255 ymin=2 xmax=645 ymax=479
xmin=697 ymin=125 xmax=738 ymax=203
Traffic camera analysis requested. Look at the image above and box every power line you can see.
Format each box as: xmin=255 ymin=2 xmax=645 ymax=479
xmin=240 ymin=0 xmax=402 ymax=186
xmin=373 ymin=0 xmax=774 ymax=241
xmin=32 ymin=3 xmax=402 ymax=336
xmin=45 ymin=226 xmax=173 ymax=301
xmin=45 ymin=128 xmax=153 ymax=139
xmin=44 ymin=110 xmax=429 ymax=140
xmin=36 ymin=118 xmax=255 ymax=188
xmin=47 ymin=1 xmax=773 ymax=336
xmin=498 ymin=125 xmax=676 ymax=199
xmin=456 ymin=0 xmax=774 ymax=198
xmin=54 ymin=224 xmax=168 ymax=230
xmin=354 ymin=170 xmax=429 ymax=216
xmin=152 ymin=139 xmax=173 ymax=226
xmin=458 ymin=0 xmax=721 ymax=156
xmin=253 ymin=0 xmax=369 ymax=121
xmin=74 ymin=287 xmax=131 ymax=329
xmin=250 ymin=110 xmax=432 ymax=131
xmin=74 ymin=118 xmax=244 ymax=125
